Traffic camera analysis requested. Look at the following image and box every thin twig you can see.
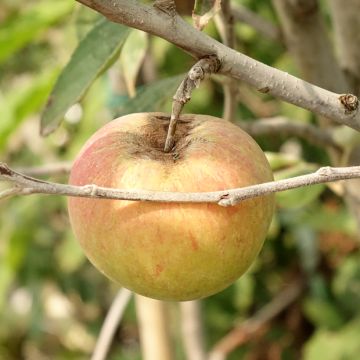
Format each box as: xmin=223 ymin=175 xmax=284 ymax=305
xmin=75 ymin=0 xmax=360 ymax=131
xmin=232 ymin=3 xmax=282 ymax=43
xmin=164 ymin=55 xmax=221 ymax=152
xmin=239 ymin=117 xmax=340 ymax=150
xmin=1 ymin=162 xmax=360 ymax=206
xmin=215 ymin=0 xmax=238 ymax=122
xmin=15 ymin=162 xmax=72 ymax=177
xmin=208 ymin=281 xmax=303 ymax=360
xmin=91 ymin=289 xmax=132 ymax=360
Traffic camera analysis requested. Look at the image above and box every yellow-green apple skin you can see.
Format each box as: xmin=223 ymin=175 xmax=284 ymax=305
xmin=68 ymin=113 xmax=274 ymax=301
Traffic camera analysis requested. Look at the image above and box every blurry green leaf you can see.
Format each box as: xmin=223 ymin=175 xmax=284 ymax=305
xmin=304 ymin=318 xmax=360 ymax=360
xmin=303 ymin=298 xmax=344 ymax=330
xmin=265 ymin=151 xmax=300 ymax=171
xmin=332 ymin=126 xmax=360 ymax=150
xmin=115 ymin=74 xmax=184 ymax=116
xmin=275 ymin=163 xmax=325 ymax=208
xmin=55 ymin=231 xmax=85 ymax=273
xmin=333 ymin=254 xmax=360 ymax=315
xmin=294 ymin=226 xmax=319 ymax=274
xmin=73 ymin=5 xmax=101 ymax=40
xmin=0 ymin=197 xmax=39 ymax=309
xmin=193 ymin=0 xmax=221 ymax=30
xmin=0 ymin=0 xmax=73 ymax=64
xmin=0 ymin=68 xmax=58 ymax=150
xmin=234 ymin=273 xmax=255 ymax=313
xmin=41 ymin=18 xmax=130 ymax=136
xmin=119 ymin=29 xmax=148 ymax=97
xmin=300 ymin=203 xmax=357 ymax=236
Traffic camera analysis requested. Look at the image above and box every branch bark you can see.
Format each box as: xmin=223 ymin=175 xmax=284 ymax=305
xmin=239 ymin=117 xmax=340 ymax=150
xmin=330 ymin=0 xmax=360 ymax=94
xmin=214 ymin=0 xmax=238 ymax=122
xmin=272 ymin=0 xmax=347 ymax=92
xmin=232 ymin=3 xmax=282 ymax=43
xmin=208 ymin=281 xmax=303 ymax=360
xmin=180 ymin=301 xmax=206 ymax=360
xmin=75 ymin=0 xmax=360 ymax=131
xmin=272 ymin=0 xmax=360 ymax=234
xmin=91 ymin=289 xmax=132 ymax=360
xmin=135 ymin=295 xmax=174 ymax=360
xmin=1 ymin=162 xmax=360 ymax=206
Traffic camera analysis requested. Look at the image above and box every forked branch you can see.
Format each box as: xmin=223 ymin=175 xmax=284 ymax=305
xmin=75 ymin=0 xmax=360 ymax=131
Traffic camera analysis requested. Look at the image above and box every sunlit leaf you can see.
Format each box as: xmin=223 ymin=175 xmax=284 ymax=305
xmin=303 ymin=297 xmax=344 ymax=330
xmin=115 ymin=74 xmax=184 ymax=116
xmin=119 ymin=29 xmax=148 ymax=98
xmin=304 ymin=318 xmax=360 ymax=360
xmin=333 ymin=254 xmax=360 ymax=314
xmin=275 ymin=163 xmax=325 ymax=208
xmin=41 ymin=18 xmax=130 ymax=136
xmin=0 ymin=0 xmax=73 ymax=64
xmin=0 ymin=69 xmax=58 ymax=150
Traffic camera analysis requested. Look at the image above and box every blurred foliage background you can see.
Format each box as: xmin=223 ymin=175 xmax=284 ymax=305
xmin=1 ymin=0 xmax=360 ymax=359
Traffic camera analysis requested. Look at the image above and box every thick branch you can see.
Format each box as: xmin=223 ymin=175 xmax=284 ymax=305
xmin=76 ymin=0 xmax=360 ymax=131
xmin=1 ymin=162 xmax=360 ymax=206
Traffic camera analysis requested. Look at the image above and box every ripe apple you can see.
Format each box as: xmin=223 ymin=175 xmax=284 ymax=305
xmin=68 ymin=113 xmax=274 ymax=301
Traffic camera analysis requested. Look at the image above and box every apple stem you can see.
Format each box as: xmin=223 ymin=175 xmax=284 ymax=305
xmin=164 ymin=55 xmax=221 ymax=152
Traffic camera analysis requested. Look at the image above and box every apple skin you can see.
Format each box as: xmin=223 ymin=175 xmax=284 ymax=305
xmin=68 ymin=113 xmax=274 ymax=301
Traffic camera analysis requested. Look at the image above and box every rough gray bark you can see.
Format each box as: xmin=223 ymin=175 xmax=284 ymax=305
xmin=75 ymin=0 xmax=360 ymax=131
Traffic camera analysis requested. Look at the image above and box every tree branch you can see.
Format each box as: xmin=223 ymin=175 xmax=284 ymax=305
xmin=1 ymin=162 xmax=360 ymax=206
xmin=91 ymin=289 xmax=132 ymax=360
xmin=75 ymin=0 xmax=360 ymax=131
xmin=208 ymin=281 xmax=303 ymax=360
xmin=15 ymin=162 xmax=72 ymax=177
xmin=239 ymin=117 xmax=340 ymax=150
xmin=330 ymin=0 xmax=360 ymax=94
xmin=232 ymin=3 xmax=282 ymax=43
xmin=180 ymin=301 xmax=206 ymax=360
xmin=215 ymin=0 xmax=238 ymax=122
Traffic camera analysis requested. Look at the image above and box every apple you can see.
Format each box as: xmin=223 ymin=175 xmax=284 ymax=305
xmin=68 ymin=113 xmax=274 ymax=301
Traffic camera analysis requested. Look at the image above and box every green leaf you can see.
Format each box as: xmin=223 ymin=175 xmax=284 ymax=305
xmin=119 ymin=29 xmax=148 ymax=97
xmin=304 ymin=318 xmax=360 ymax=360
xmin=333 ymin=254 xmax=360 ymax=315
xmin=265 ymin=151 xmax=300 ymax=171
xmin=40 ymin=18 xmax=130 ymax=136
xmin=115 ymin=74 xmax=184 ymax=116
xmin=0 ymin=69 xmax=58 ymax=150
xmin=303 ymin=297 xmax=344 ymax=330
xmin=274 ymin=163 xmax=325 ymax=208
xmin=0 ymin=0 xmax=73 ymax=64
